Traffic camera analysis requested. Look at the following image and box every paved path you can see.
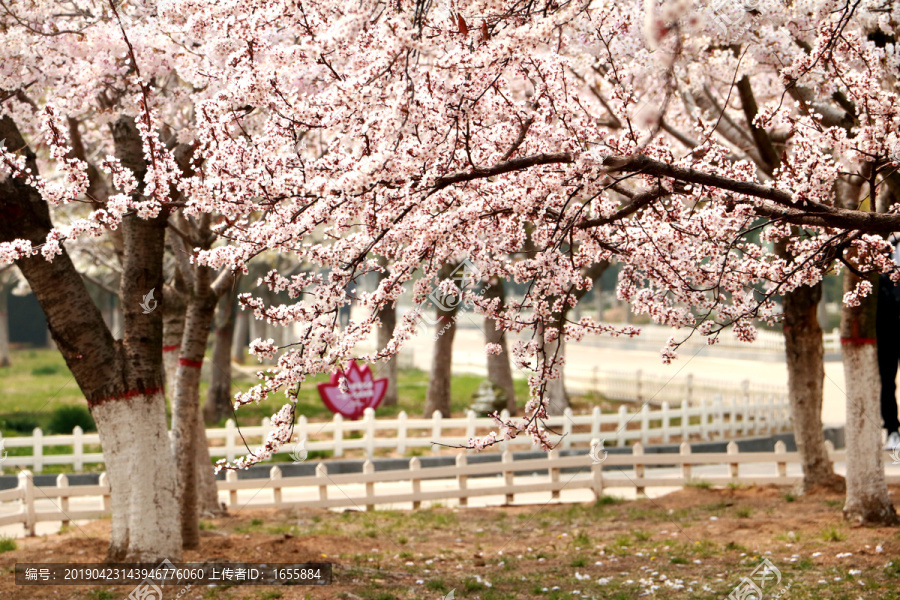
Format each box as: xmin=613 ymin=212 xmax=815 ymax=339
xmin=394 ymin=328 xmax=849 ymax=427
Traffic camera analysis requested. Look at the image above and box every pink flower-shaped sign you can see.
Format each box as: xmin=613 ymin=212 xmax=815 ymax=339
xmin=317 ymin=360 xmax=388 ymax=420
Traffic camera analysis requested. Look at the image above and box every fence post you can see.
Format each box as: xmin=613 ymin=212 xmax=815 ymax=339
xmin=364 ymin=407 xmax=376 ymax=458
xmin=72 ymin=426 xmax=83 ymax=471
xmin=824 ymin=439 xmax=835 ymax=472
xmin=617 ymin=406 xmax=627 ymax=447
xmin=741 ymin=379 xmax=750 ymax=403
xmin=398 ymin=411 xmax=408 ymax=454
xmin=742 ymin=395 xmax=751 ymax=436
xmin=99 ymin=472 xmax=111 ymax=514
xmin=363 ymin=460 xmax=375 ymax=511
xmin=700 ymin=399 xmax=710 ymax=441
xmin=680 ymin=442 xmax=692 ymax=485
xmin=20 ymin=470 xmax=35 ymax=536
xmin=774 ymin=440 xmax=787 ymax=479
xmin=410 ymin=457 xmax=421 ymax=509
xmin=33 ymin=427 xmax=43 ymax=473
xmin=680 ymin=401 xmax=689 ymax=442
xmin=57 ymin=474 xmax=70 ymax=527
xmin=333 ymin=414 xmax=344 ymax=458
xmin=502 ymin=450 xmax=514 ymax=505
xmin=590 ymin=439 xmax=604 ymax=499
xmin=727 ymin=440 xmax=739 ymax=480
xmin=431 ymin=411 xmax=442 ymax=454
xmin=635 ymin=369 xmax=643 ymax=403
xmin=768 ymin=395 xmax=777 ymax=434
xmin=457 ymin=454 xmax=468 ymax=507
xmin=549 ymin=448 xmax=560 ymax=500
xmin=499 ymin=409 xmax=510 ymax=452
xmin=316 ymin=463 xmax=328 ymax=503
xmin=591 ymin=406 xmax=601 ymax=441
xmin=562 ymin=408 xmax=573 ymax=449
xmin=640 ymin=405 xmax=649 ymax=446
xmin=270 ymin=466 xmax=282 ymax=506
xmin=297 ymin=415 xmax=309 ymax=451
xmin=465 ymin=410 xmax=476 ymax=442
xmin=729 ymin=397 xmax=738 ymax=438
xmin=661 ymin=402 xmax=670 ymax=444
xmin=225 ymin=419 xmax=237 ymax=462
xmin=714 ymin=394 xmax=724 ymax=440
xmin=226 ymin=470 xmax=238 ymax=508
xmin=633 ymin=442 xmax=645 ymax=497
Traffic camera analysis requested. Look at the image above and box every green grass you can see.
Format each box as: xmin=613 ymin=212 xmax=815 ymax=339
xmin=0 ymin=536 xmax=17 ymax=553
xmin=821 ymin=525 xmax=847 ymax=542
xmin=686 ymin=480 xmax=713 ymax=490
xmin=0 ymin=348 xmax=537 ymax=434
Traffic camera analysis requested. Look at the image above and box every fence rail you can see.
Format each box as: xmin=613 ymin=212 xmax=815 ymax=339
xmin=4 ymin=440 xmax=898 ymax=536
xmin=0 ymin=393 xmax=791 ymax=473
xmin=448 ymin=355 xmax=789 ymax=403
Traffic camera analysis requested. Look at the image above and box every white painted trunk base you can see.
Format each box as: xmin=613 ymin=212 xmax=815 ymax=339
xmin=92 ymin=391 xmax=182 ymax=561
xmin=842 ymin=344 xmax=897 ymax=524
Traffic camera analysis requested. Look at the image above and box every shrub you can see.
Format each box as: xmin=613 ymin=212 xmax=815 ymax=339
xmin=47 ymin=405 xmax=96 ymax=434
xmin=0 ymin=412 xmax=43 ymax=434
xmin=31 ymin=364 xmax=62 ymax=376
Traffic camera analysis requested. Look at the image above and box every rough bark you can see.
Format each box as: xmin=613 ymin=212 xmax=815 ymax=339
xmin=839 ymin=176 xmax=898 ymax=525
xmin=170 ymin=271 xmax=217 ymax=550
xmin=376 ymin=260 xmax=399 ymax=406
xmin=206 ymin=291 xmax=237 ymax=422
xmin=484 ymin=277 xmax=516 ymax=414
xmin=0 ymin=115 xmax=183 ymax=561
xmin=424 ymin=263 xmax=459 ymax=418
xmin=0 ymin=277 xmax=10 ymax=367
xmin=162 ymin=284 xmax=185 ymax=388
xmin=781 ymin=278 xmax=842 ymax=492
xmin=161 ymin=281 xmax=222 ymax=518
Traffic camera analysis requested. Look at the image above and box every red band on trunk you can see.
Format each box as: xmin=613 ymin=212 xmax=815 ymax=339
xmin=178 ymin=357 xmax=204 ymax=368
xmin=88 ymin=386 xmax=165 ymax=407
xmin=162 ymin=345 xmax=180 ymax=353
xmin=840 ymin=337 xmax=877 ymax=345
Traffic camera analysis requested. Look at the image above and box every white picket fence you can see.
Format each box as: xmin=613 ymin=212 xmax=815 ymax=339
xmin=574 ymin=325 xmax=843 ymax=354
xmin=0 ymin=393 xmax=791 ymax=473
xmin=4 ymin=440 xmax=898 ymax=536
xmin=446 ymin=354 xmax=788 ymax=403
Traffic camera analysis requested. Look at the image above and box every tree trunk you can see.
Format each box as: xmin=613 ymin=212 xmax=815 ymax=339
xmin=232 ymin=309 xmax=248 ymax=364
xmin=194 ymin=408 xmax=223 ymax=517
xmin=0 ymin=280 xmax=10 ymax=367
xmin=0 ymin=115 xmax=183 ymax=561
xmin=424 ymin=264 xmax=459 ymax=417
xmin=542 ymin=332 xmax=569 ymax=416
xmin=781 ymin=280 xmax=842 ymax=491
xmin=376 ymin=262 xmax=399 ymax=406
xmin=171 ymin=279 xmax=217 ymax=550
xmin=92 ymin=390 xmax=182 ymax=560
xmin=839 ymin=176 xmax=898 ymax=525
xmin=484 ymin=277 xmax=516 ymax=414
xmin=206 ymin=292 xmax=237 ymax=423
xmin=163 ymin=285 xmax=223 ymax=518
xmin=162 ymin=287 xmax=185 ymax=389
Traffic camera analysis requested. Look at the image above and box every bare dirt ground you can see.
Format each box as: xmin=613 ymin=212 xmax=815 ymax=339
xmin=1 ymin=484 xmax=899 ymax=599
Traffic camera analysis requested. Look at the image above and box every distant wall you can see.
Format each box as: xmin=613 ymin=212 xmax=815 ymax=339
xmin=8 ymin=294 xmax=48 ymax=347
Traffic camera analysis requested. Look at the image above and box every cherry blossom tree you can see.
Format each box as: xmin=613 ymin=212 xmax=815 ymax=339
xmin=5 ymin=2 xmax=900 ymax=566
